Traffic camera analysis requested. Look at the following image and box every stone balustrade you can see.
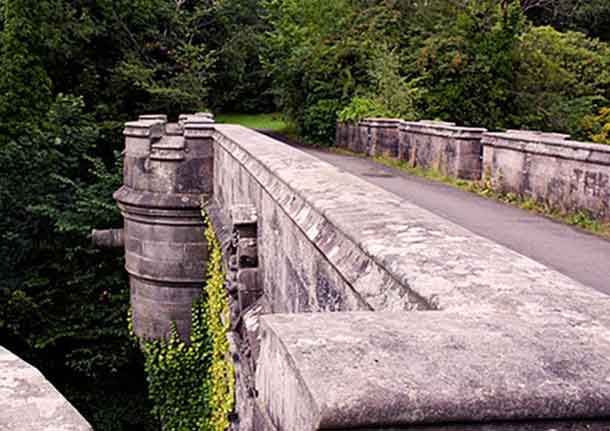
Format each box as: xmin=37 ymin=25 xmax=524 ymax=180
xmin=401 ymin=120 xmax=487 ymax=179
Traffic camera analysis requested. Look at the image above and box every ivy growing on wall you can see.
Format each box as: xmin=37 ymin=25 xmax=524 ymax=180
xmin=140 ymin=213 xmax=234 ymax=431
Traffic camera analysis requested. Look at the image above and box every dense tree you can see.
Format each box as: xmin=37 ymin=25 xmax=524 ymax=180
xmin=415 ymin=2 xmax=525 ymax=129
xmin=525 ymin=0 xmax=610 ymax=42
xmin=0 ymin=1 xmax=272 ymax=429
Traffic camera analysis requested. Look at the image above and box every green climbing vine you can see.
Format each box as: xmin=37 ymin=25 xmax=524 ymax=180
xmin=140 ymin=212 xmax=234 ymax=431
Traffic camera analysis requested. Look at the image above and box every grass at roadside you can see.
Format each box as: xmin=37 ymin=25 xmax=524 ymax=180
xmin=331 ymin=148 xmax=610 ymax=239
xmin=215 ymin=112 xmax=291 ymax=132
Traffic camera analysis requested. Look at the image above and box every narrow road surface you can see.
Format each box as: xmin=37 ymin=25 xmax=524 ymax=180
xmin=261 ymin=131 xmax=610 ymax=296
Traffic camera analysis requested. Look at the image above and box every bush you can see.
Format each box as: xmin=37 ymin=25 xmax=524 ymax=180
xmin=300 ymin=99 xmax=341 ymax=145
xmin=581 ymin=108 xmax=610 ymax=145
xmin=337 ymin=97 xmax=389 ymax=123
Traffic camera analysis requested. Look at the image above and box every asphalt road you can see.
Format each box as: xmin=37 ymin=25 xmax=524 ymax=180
xmin=260 ymin=131 xmax=610 ymax=296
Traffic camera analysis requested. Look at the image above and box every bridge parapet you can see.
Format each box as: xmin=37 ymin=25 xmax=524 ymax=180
xmin=337 ymin=119 xmax=610 ymax=220
xmin=0 ymin=345 xmax=92 ymax=431
xmin=482 ymin=131 xmax=610 ymax=221
xmin=210 ymin=125 xmax=610 ymax=430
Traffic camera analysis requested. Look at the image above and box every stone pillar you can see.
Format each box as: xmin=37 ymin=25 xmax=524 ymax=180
xmin=364 ymin=118 xmax=402 ymax=157
xmin=347 ymin=122 xmax=360 ymax=153
xmin=355 ymin=119 xmax=371 ymax=154
xmin=335 ymin=121 xmax=348 ymax=149
xmin=113 ymin=113 xmax=215 ymax=340
xmin=398 ymin=121 xmax=410 ymax=162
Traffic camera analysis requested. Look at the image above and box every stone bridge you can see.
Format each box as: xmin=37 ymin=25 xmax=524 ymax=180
xmin=103 ymin=114 xmax=610 ymax=431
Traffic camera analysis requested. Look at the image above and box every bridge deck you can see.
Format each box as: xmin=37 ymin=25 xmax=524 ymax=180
xmin=264 ymin=134 xmax=610 ymax=296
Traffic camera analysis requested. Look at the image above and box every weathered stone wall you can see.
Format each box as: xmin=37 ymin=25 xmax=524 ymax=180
xmin=482 ymin=131 xmax=610 ymax=221
xmin=209 ymin=125 xmax=610 ymax=431
xmin=212 ymin=125 xmax=429 ymax=314
xmin=401 ymin=120 xmax=486 ymax=179
xmin=337 ymin=121 xmax=610 ymax=217
xmin=338 ymin=119 xmax=485 ymax=179
xmin=0 ymin=346 xmax=92 ymax=431
xmin=367 ymin=118 xmax=402 ymax=157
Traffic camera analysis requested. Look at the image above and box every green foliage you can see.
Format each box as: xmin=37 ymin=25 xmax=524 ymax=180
xmin=416 ymin=2 xmax=525 ymax=129
xmin=337 ymin=97 xmax=389 ymax=123
xmin=369 ymin=47 xmax=423 ymax=121
xmin=582 ymin=108 xmax=610 ymax=145
xmin=202 ymin=219 xmax=234 ymax=431
xmin=513 ymin=26 xmax=610 ymax=134
xmin=142 ymin=216 xmax=233 ymax=431
xmin=0 ymin=0 xmax=52 ymax=134
xmin=526 ymin=0 xmax=610 ymax=42
xmin=0 ymin=1 xmax=270 ymax=429
xmin=261 ymin=0 xmax=393 ymax=144
xmin=339 ymin=47 xmax=424 ymax=123
xmin=265 ymin=0 xmax=610 ymax=143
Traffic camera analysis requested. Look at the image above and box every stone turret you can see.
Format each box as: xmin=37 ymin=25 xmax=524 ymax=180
xmin=96 ymin=112 xmax=215 ymax=340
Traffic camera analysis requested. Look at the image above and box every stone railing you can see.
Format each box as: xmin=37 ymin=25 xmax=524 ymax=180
xmin=209 ymin=125 xmax=610 ymax=431
xmin=482 ymin=130 xmax=610 ymax=221
xmin=337 ymin=119 xmax=610 ymax=220
xmin=0 ymin=346 xmax=92 ymax=431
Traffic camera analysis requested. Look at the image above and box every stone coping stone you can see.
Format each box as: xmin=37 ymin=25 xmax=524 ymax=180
xmin=482 ymin=132 xmax=610 ymax=165
xmin=138 ymin=114 xmax=168 ymax=123
xmin=257 ymin=312 xmax=610 ymax=431
xmin=505 ymin=129 xmax=570 ymax=140
xmin=0 ymin=345 xmax=92 ymax=431
xmin=213 ymin=125 xmax=607 ymax=318
xmin=123 ymin=119 xmax=165 ymax=138
xmin=361 ymin=118 xmax=404 ymax=128
xmin=403 ymin=121 xmax=487 ymax=139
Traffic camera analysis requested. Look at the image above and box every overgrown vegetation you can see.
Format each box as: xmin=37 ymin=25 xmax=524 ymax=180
xmin=142 ymin=215 xmax=233 ymax=431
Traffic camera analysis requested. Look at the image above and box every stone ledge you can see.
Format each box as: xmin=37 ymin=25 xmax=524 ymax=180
xmin=361 ymin=118 xmax=404 ymax=128
xmin=403 ymin=121 xmax=487 ymax=140
xmin=0 ymin=346 xmax=92 ymax=431
xmin=256 ymin=312 xmax=610 ymax=431
xmin=213 ymin=126 xmax=431 ymax=312
xmin=482 ymin=132 xmax=610 ymax=165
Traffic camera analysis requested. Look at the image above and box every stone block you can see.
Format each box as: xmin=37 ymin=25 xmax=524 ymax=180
xmin=335 ymin=122 xmax=349 ymax=148
xmin=256 ymin=311 xmax=610 ymax=431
